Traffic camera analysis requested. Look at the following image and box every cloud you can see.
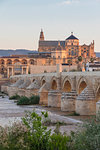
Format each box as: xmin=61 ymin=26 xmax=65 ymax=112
xmin=60 ymin=0 xmax=80 ymax=5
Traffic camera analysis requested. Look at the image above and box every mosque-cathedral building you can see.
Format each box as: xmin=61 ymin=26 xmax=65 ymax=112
xmin=39 ymin=29 xmax=95 ymax=59
xmin=0 ymin=30 xmax=96 ymax=78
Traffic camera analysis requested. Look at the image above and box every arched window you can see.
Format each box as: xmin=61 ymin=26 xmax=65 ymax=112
xmin=71 ymin=50 xmax=74 ymax=56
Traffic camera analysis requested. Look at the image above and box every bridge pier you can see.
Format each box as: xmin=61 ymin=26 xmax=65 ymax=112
xmin=39 ymin=83 xmax=49 ymax=106
xmin=48 ymin=90 xmax=62 ymax=108
xmin=61 ymin=90 xmax=77 ymax=112
xmin=76 ymin=87 xmax=96 ymax=115
xmin=61 ymin=76 xmax=77 ymax=112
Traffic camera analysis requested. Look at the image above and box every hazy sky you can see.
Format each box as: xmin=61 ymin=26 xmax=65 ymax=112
xmin=0 ymin=0 xmax=100 ymax=52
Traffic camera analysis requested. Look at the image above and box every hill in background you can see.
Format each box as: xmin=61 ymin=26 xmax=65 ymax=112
xmin=0 ymin=49 xmax=35 ymax=57
xmin=0 ymin=49 xmax=100 ymax=57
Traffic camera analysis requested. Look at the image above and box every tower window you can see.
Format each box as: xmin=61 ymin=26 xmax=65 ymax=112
xmin=71 ymin=50 xmax=74 ymax=56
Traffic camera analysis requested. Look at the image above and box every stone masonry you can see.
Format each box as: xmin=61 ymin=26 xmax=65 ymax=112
xmin=1 ymin=65 xmax=100 ymax=116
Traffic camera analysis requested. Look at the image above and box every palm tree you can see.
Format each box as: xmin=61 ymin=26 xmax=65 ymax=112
xmin=68 ymin=59 xmax=72 ymax=72
xmin=77 ymin=56 xmax=82 ymax=71
xmin=90 ymin=57 xmax=94 ymax=63
xmin=78 ymin=56 xmax=82 ymax=62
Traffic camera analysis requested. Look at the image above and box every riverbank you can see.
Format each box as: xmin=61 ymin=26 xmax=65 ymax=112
xmin=0 ymin=94 xmax=84 ymax=135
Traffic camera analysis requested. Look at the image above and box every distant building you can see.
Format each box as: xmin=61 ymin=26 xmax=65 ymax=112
xmin=86 ymin=62 xmax=100 ymax=71
xmin=0 ymin=29 xmax=96 ymax=78
xmin=39 ymin=30 xmax=95 ymax=60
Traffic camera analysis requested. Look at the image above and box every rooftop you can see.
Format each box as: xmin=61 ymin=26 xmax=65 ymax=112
xmin=66 ymin=34 xmax=78 ymax=40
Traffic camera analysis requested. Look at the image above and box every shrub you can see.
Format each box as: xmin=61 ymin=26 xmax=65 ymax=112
xmin=73 ymin=116 xmax=100 ymax=150
xmin=0 ymin=111 xmax=73 ymax=150
xmin=30 ymin=95 xmax=40 ymax=104
xmin=0 ymin=122 xmax=28 ymax=150
xmin=17 ymin=95 xmax=40 ymax=105
xmin=22 ymin=111 xmax=51 ymax=150
xmin=48 ymin=134 xmax=72 ymax=150
xmin=17 ymin=96 xmax=30 ymax=105
xmin=68 ymin=112 xmax=80 ymax=116
xmin=1 ymin=111 xmax=100 ymax=150
xmin=9 ymin=94 xmax=20 ymax=100
xmin=22 ymin=111 xmax=73 ymax=150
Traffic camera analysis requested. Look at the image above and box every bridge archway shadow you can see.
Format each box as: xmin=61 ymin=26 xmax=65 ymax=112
xmin=51 ymin=80 xmax=57 ymax=90
xmin=63 ymin=80 xmax=71 ymax=92
xmin=78 ymin=81 xmax=87 ymax=95
xmin=42 ymin=80 xmax=46 ymax=86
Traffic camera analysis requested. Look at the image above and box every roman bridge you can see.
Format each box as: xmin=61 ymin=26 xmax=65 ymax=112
xmin=1 ymin=67 xmax=100 ymax=115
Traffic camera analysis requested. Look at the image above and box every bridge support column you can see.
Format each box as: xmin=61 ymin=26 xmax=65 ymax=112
xmin=76 ymin=87 xmax=96 ymax=115
xmin=48 ymin=90 xmax=62 ymax=108
xmin=61 ymin=76 xmax=77 ymax=112
xmin=38 ymin=83 xmax=49 ymax=106
xmin=39 ymin=91 xmax=48 ymax=106
xmin=61 ymin=90 xmax=77 ymax=112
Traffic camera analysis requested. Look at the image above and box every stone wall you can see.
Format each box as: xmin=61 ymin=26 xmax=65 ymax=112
xmin=30 ymin=65 xmax=77 ymax=74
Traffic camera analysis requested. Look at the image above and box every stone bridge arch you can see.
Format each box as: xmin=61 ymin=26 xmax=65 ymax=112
xmin=77 ymin=77 xmax=87 ymax=95
xmin=30 ymin=78 xmax=35 ymax=83
xmin=41 ymin=76 xmax=46 ymax=86
xmin=51 ymin=76 xmax=57 ymax=90
xmin=62 ymin=77 xmax=72 ymax=92
xmin=32 ymin=79 xmax=35 ymax=82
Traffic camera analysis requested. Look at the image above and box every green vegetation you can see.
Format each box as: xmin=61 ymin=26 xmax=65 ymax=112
xmin=0 ymin=111 xmax=100 ymax=150
xmin=78 ymin=56 xmax=82 ymax=62
xmin=9 ymin=94 xmax=20 ymax=100
xmin=17 ymin=95 xmax=40 ymax=105
xmin=90 ymin=57 xmax=95 ymax=63
xmin=68 ymin=112 xmax=80 ymax=116
xmin=72 ymin=116 xmax=100 ymax=150
xmin=9 ymin=94 xmax=40 ymax=105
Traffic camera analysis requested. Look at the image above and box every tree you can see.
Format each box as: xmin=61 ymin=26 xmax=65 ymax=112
xmin=77 ymin=56 xmax=82 ymax=71
xmin=78 ymin=56 xmax=82 ymax=62
xmin=68 ymin=59 xmax=72 ymax=72
xmin=90 ymin=57 xmax=95 ymax=63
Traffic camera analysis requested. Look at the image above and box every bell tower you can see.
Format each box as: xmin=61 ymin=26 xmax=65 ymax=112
xmin=39 ymin=29 xmax=44 ymax=41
